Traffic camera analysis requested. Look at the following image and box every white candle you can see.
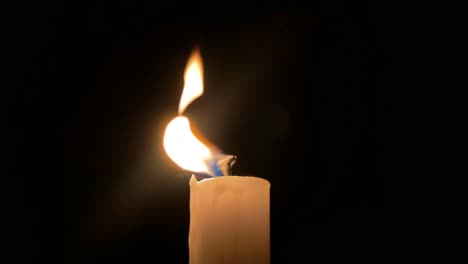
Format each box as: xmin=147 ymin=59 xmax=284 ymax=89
xmin=163 ymin=48 xmax=271 ymax=263
xmin=189 ymin=175 xmax=270 ymax=264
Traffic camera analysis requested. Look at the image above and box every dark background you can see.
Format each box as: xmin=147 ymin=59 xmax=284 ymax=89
xmin=6 ymin=1 xmax=466 ymax=262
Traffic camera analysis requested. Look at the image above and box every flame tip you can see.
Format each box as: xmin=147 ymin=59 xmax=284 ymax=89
xmin=178 ymin=48 xmax=204 ymax=115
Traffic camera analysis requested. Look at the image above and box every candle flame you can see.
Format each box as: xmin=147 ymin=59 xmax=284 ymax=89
xmin=163 ymin=48 xmax=217 ymax=175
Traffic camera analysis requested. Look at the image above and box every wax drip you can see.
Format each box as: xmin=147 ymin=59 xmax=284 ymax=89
xmin=193 ymin=172 xmax=211 ymax=180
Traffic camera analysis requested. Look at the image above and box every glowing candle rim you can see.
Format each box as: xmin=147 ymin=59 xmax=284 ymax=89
xmin=191 ymin=175 xmax=271 ymax=187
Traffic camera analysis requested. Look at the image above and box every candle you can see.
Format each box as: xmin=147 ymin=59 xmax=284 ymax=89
xmin=189 ymin=176 xmax=270 ymax=264
xmin=163 ymin=48 xmax=271 ymax=264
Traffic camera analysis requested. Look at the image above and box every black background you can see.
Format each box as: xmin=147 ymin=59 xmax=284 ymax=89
xmin=6 ymin=1 xmax=467 ymax=262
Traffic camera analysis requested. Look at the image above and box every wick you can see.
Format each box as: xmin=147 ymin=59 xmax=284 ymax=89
xmin=216 ymin=155 xmax=237 ymax=176
xmin=227 ymin=156 xmax=237 ymax=176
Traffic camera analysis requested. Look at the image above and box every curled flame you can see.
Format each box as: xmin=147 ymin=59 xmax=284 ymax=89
xmin=163 ymin=48 xmax=216 ymax=175
xmin=163 ymin=116 xmax=212 ymax=173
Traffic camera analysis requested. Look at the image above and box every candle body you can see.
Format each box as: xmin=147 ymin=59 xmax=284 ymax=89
xmin=189 ymin=175 xmax=270 ymax=264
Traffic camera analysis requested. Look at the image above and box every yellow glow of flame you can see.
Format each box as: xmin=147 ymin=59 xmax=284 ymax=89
xmin=163 ymin=48 xmax=215 ymax=174
xmin=163 ymin=116 xmax=212 ymax=173
xmin=179 ymin=49 xmax=203 ymax=115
